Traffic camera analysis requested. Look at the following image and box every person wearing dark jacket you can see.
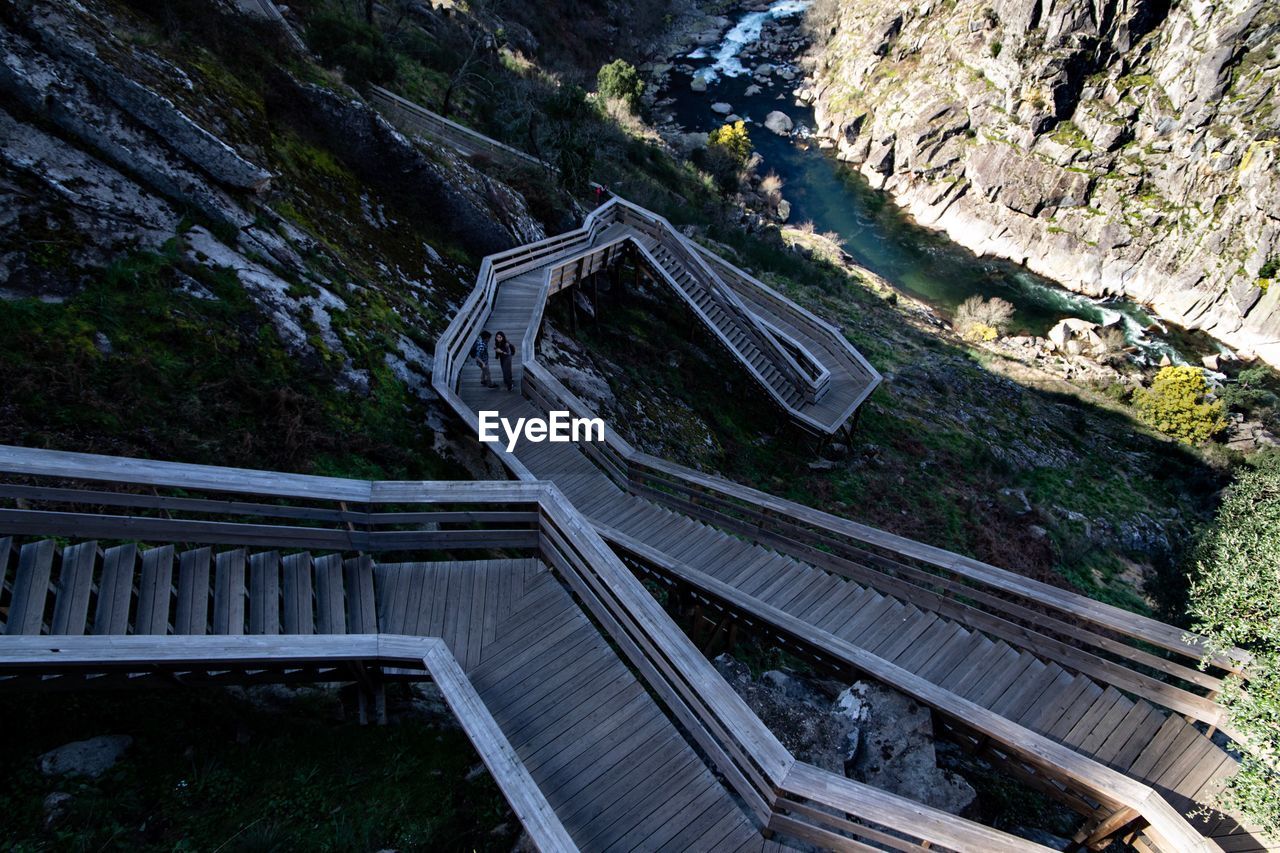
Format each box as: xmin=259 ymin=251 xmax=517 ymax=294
xmin=470 ymin=331 xmax=497 ymax=388
xmin=493 ymin=331 xmax=516 ymax=392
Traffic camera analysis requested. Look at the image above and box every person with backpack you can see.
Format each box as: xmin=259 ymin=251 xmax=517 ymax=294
xmin=471 ymin=330 xmax=497 ymax=388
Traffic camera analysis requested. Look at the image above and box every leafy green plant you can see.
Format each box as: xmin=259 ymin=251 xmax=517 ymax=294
xmin=1188 ymin=453 xmax=1280 ymax=836
xmin=597 ymin=58 xmax=644 ymax=112
xmin=306 ymin=12 xmax=396 ymax=88
xmin=1132 ymin=366 xmax=1226 ymax=443
xmin=708 ymin=120 xmax=752 ymax=165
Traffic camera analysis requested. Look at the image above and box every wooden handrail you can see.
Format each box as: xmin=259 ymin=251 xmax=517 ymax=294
xmin=0 ymin=634 xmax=578 ymax=853
xmin=601 ymin=525 xmax=1218 ymax=853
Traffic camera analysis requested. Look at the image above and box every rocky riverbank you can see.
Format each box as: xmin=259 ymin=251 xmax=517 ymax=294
xmin=800 ymin=0 xmax=1280 ymax=366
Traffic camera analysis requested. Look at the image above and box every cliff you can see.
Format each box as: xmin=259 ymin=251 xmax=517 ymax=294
xmin=804 ymin=0 xmax=1280 ymax=363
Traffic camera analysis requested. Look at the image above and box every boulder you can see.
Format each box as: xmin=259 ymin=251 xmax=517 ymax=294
xmin=744 ymin=84 xmax=763 ymax=97
xmin=776 ymin=199 xmax=792 ymax=222
xmin=38 ymin=735 xmax=132 ymax=779
xmin=690 ymin=73 xmax=708 ymax=92
xmin=711 ymin=102 xmax=732 ymax=115
xmin=1202 ymin=353 xmax=1220 ymax=371
xmin=764 ymin=111 xmax=794 ymax=135
xmin=846 ymin=682 xmax=977 ymax=814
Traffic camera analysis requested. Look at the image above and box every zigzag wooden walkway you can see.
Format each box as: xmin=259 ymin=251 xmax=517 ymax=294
xmin=0 ymin=453 xmax=1059 ymax=853
xmin=429 ymin=179 xmax=1268 ymax=850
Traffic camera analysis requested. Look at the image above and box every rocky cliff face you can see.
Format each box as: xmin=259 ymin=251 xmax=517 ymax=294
xmin=804 ymin=0 xmax=1280 ymax=363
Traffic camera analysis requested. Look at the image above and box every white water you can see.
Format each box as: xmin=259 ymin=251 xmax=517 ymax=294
xmin=695 ymin=0 xmax=811 ymax=82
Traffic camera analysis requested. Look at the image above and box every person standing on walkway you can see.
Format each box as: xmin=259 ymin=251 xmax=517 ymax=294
xmin=471 ymin=330 xmax=497 ymax=388
xmin=494 ymin=331 xmax=516 ymax=392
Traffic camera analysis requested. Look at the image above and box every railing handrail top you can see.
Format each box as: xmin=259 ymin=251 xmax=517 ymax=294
xmin=0 ymin=444 xmax=550 ymax=506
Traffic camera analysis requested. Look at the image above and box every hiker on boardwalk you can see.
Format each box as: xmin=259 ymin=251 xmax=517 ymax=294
xmin=493 ymin=331 xmax=516 ymax=392
xmin=471 ymin=331 xmax=497 ymax=388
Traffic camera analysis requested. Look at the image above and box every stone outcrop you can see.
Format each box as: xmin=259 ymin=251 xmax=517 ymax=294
xmin=806 ymin=0 xmax=1280 ymax=364
xmin=38 ymin=735 xmax=132 ymax=779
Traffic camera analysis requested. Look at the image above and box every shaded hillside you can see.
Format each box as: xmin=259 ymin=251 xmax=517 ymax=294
xmin=0 ymin=0 xmax=544 ymax=475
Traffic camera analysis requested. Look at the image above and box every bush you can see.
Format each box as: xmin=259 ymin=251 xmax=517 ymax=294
xmin=597 ymin=59 xmax=644 ymax=112
xmin=953 ymin=295 xmax=1014 ymax=341
xmin=307 ymin=12 xmax=396 ymax=88
xmin=708 ymin=120 xmax=752 ymax=165
xmin=1132 ymin=365 xmax=1226 ymax=443
xmin=1188 ymin=454 xmax=1280 ymax=836
xmin=759 ymin=171 xmax=784 ymax=211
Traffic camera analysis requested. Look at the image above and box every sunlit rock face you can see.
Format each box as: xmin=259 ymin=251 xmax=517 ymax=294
xmin=806 ymin=0 xmax=1280 ymax=363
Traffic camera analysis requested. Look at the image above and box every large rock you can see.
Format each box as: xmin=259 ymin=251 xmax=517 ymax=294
xmin=711 ymin=102 xmax=733 ymax=115
xmin=38 ymin=735 xmax=132 ymax=779
xmin=844 ymin=682 xmax=977 ymax=814
xmin=764 ymin=111 xmax=794 ymax=135
xmin=690 ymin=73 xmax=709 ymax=92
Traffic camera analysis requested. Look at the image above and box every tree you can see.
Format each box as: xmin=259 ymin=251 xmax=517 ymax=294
xmin=1188 ymin=453 xmax=1280 ymax=836
xmin=439 ymin=31 xmax=493 ymax=118
xmin=708 ymin=120 xmax=752 ymax=165
xmin=597 ymin=59 xmax=644 ymax=112
xmin=1132 ymin=365 xmax=1226 ymax=444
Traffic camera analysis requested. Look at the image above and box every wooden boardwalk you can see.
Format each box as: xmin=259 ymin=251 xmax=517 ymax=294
xmin=433 ymin=190 xmax=1269 ymax=851
xmin=0 ymin=538 xmax=766 ymax=850
xmin=0 ymin=457 xmax=1065 ymax=853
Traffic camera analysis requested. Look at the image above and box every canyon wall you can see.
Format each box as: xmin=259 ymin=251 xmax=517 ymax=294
xmin=804 ymin=0 xmax=1280 ymax=362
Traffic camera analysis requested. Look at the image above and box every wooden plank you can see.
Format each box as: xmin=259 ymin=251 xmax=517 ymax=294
xmin=466 ymin=562 xmax=490 ymax=670
xmin=93 ymin=544 xmax=137 ymax=635
xmin=313 ymin=554 xmax=344 ymax=634
xmin=6 ymin=539 xmax=56 ymax=635
xmin=174 ymin=547 xmax=212 ymax=635
xmin=51 ymin=541 xmax=98 ymax=636
xmin=135 ymin=545 xmax=175 ymax=635
xmin=343 ymin=556 xmax=376 ymax=633
xmin=212 ymin=548 xmax=246 ymax=635
xmin=248 ymin=551 xmax=281 ymax=635
xmin=281 ymin=552 xmax=314 ymax=635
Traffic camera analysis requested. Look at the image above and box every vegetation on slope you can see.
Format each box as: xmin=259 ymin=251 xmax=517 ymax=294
xmin=550 ymin=226 xmax=1222 ymax=618
xmin=1189 ymin=453 xmax=1280 ymax=836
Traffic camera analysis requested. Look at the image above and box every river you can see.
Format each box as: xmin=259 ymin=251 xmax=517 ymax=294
xmin=660 ymin=0 xmax=1220 ymax=364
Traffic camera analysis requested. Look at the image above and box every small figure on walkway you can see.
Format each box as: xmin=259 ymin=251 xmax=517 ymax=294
xmin=594 ymin=184 xmax=605 ymax=207
xmin=494 ymin=330 xmax=516 ymax=392
xmin=471 ymin=330 xmax=497 ymax=388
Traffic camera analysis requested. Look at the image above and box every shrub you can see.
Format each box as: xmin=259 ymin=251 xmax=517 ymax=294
xmin=1131 ymin=365 xmax=1226 ymax=443
xmin=953 ymin=295 xmax=1014 ymax=341
xmin=708 ymin=120 xmax=752 ymax=166
xmin=1188 ymin=454 xmax=1280 ymax=836
xmin=307 ymin=12 xmax=397 ymax=88
xmin=1259 ymin=255 xmax=1280 ymax=280
xmin=759 ymin=171 xmax=784 ymax=211
xmin=597 ymin=59 xmax=644 ymax=112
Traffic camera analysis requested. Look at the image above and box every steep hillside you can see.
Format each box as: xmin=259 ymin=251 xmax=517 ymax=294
xmin=0 ymin=0 xmax=542 ymax=475
xmin=804 ymin=0 xmax=1280 ymax=364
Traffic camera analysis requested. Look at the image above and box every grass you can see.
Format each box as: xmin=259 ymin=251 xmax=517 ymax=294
xmin=0 ymin=238 xmax=462 ymax=481
xmin=0 ymin=688 xmax=517 ymax=852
